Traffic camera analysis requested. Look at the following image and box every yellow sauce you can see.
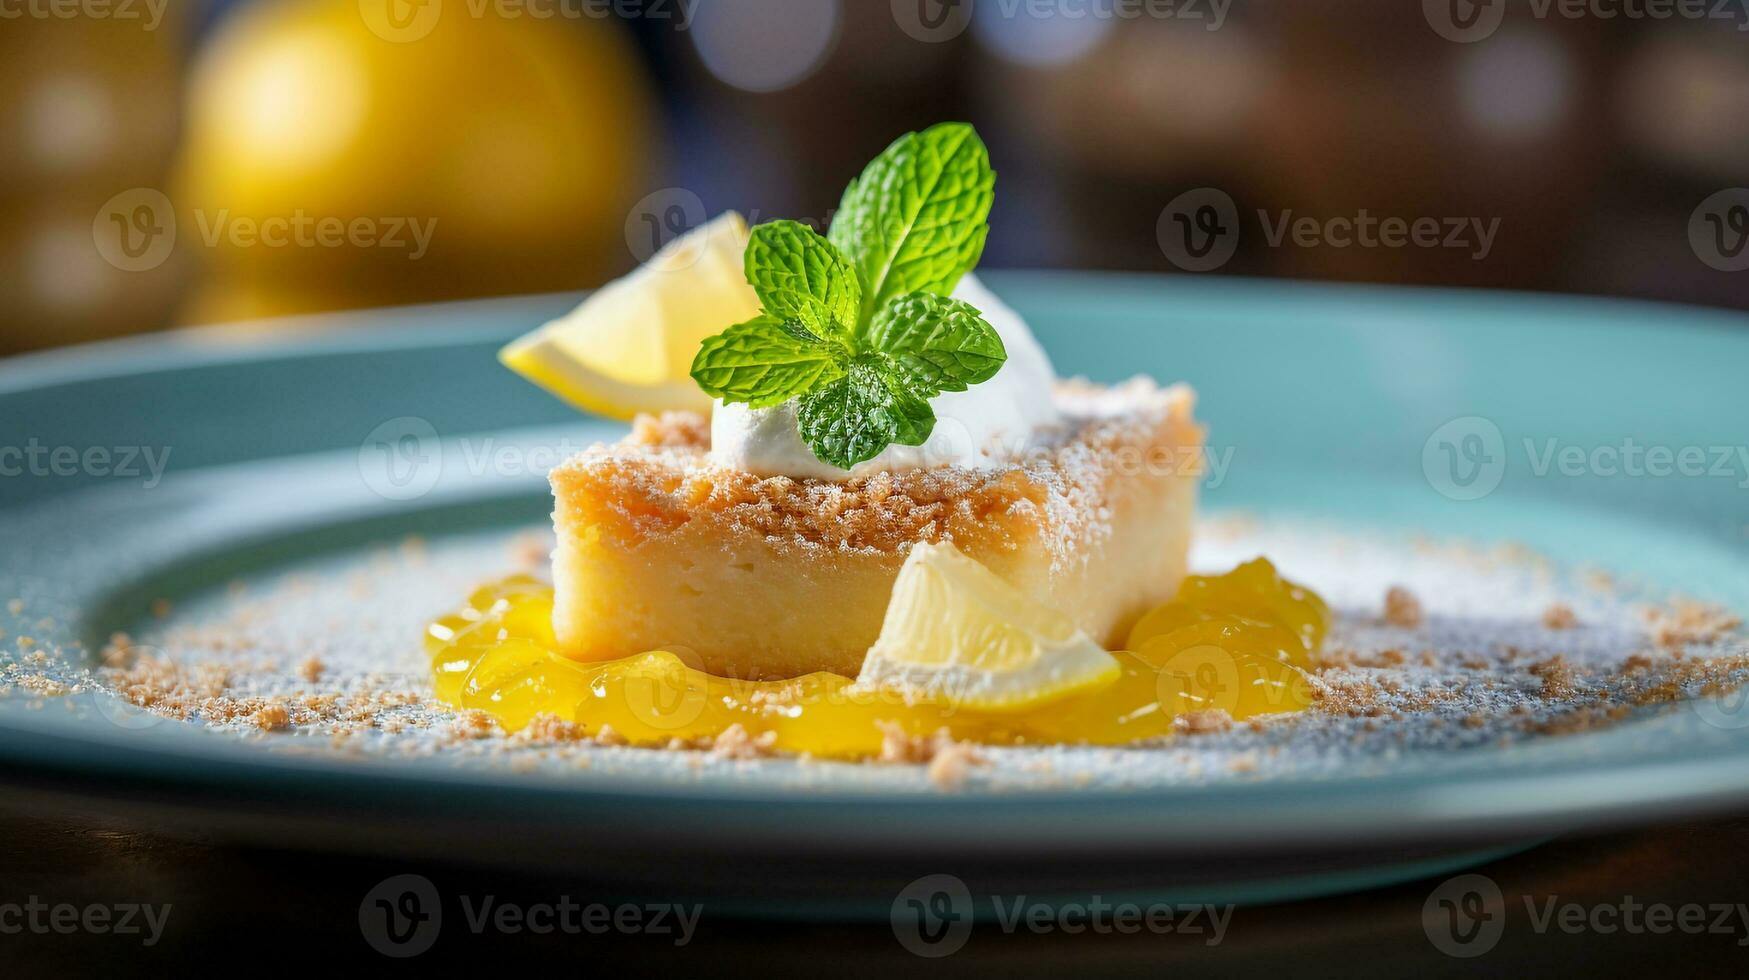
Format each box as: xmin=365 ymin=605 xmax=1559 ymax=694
xmin=427 ymin=558 xmax=1326 ymax=758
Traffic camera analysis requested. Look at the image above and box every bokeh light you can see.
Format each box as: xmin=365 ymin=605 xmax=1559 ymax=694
xmin=972 ymin=3 xmax=1114 ymax=68
xmin=1456 ymin=29 xmax=1573 ymax=138
xmin=690 ymin=0 xmax=842 ymax=93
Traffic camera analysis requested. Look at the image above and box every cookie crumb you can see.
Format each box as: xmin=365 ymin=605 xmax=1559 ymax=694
xmin=1619 ymin=654 xmax=1656 ymax=674
xmin=876 ymin=722 xmax=982 ymax=774
xmin=710 ymin=723 xmax=777 ymax=760
xmin=254 ymin=704 xmax=290 ymax=731
xmin=1529 ymin=656 xmax=1579 ymax=701
xmin=593 ymin=723 xmax=628 ymax=746
xmin=509 ymin=532 xmax=551 ymax=569
xmin=926 ymin=741 xmax=985 ymax=790
xmin=1383 ymin=586 xmax=1424 ymax=628
xmin=1174 ymin=709 xmax=1234 ymax=735
xmin=451 ymin=709 xmax=497 ymax=740
xmin=1645 ymin=600 xmax=1741 ymax=649
xmin=1542 ymin=604 xmax=1577 ymax=630
xmin=515 ymin=712 xmax=586 ymax=743
xmin=298 ymin=657 xmax=325 ymax=683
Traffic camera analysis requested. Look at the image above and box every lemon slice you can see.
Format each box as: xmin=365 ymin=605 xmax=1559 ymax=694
xmin=855 ymin=542 xmax=1121 ymax=713
xmin=499 ymin=211 xmax=760 ymax=419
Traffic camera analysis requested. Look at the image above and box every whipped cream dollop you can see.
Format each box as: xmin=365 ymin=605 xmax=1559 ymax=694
xmin=709 ymin=274 xmax=1060 ymax=479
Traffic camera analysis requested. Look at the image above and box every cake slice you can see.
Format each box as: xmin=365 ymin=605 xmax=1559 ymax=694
xmin=549 ymin=379 xmax=1203 ymax=678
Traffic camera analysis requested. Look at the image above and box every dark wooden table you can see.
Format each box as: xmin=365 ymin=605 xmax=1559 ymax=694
xmin=5 ymin=801 xmax=1748 ymax=977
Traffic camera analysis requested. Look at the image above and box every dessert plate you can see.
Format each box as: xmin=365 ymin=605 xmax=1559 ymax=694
xmin=3 ymin=273 xmax=1748 ymax=913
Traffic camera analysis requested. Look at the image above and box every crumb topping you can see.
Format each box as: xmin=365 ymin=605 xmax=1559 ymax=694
xmin=1543 ymin=603 xmax=1578 ymax=630
xmin=1383 ymin=586 xmax=1424 ymax=628
xmin=551 ymin=379 xmax=1201 ymax=562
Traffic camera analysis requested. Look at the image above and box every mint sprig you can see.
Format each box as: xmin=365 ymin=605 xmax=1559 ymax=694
xmin=829 ymin=122 xmax=995 ymax=326
xmin=690 ymin=122 xmax=1005 ymax=470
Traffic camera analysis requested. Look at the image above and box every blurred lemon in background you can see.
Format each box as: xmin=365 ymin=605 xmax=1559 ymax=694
xmin=177 ymin=0 xmax=654 ymax=323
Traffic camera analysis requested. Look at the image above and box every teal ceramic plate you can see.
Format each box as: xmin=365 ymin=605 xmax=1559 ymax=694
xmin=2 ymin=273 xmax=1747 ymax=912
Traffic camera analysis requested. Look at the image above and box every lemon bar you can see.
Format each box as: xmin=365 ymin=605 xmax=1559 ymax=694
xmin=549 ymin=379 xmax=1204 ymax=679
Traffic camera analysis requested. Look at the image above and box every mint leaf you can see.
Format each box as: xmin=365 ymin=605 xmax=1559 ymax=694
xmin=743 ymin=220 xmax=860 ymax=343
xmin=828 ymin=122 xmax=995 ymax=327
xmin=867 ymin=291 xmax=1006 ymax=395
xmin=796 ymin=357 xmax=935 ymax=469
xmin=690 ymin=315 xmax=846 ymax=409
xmin=690 ymin=123 xmax=1009 ymax=472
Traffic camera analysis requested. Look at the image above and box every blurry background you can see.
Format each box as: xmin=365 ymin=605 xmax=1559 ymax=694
xmin=2 ymin=0 xmax=1747 ymax=354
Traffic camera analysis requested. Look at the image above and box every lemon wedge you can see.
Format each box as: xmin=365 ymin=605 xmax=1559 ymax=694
xmin=499 ymin=211 xmax=760 ymax=419
xmin=854 ymin=542 xmax=1122 ymax=713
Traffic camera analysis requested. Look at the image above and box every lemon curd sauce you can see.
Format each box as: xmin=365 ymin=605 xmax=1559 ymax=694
xmin=427 ymin=558 xmax=1326 ymax=758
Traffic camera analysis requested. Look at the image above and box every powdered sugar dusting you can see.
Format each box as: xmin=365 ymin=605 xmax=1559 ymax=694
xmin=3 ymin=516 xmax=1746 ymax=794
